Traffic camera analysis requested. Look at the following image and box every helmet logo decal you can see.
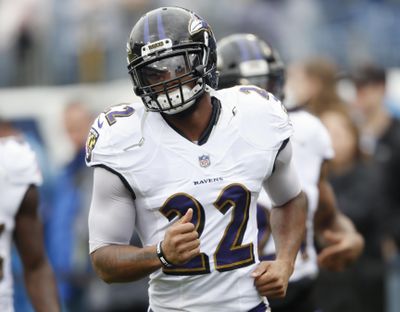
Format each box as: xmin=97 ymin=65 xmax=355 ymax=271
xmin=189 ymin=16 xmax=208 ymax=35
xmin=198 ymin=154 xmax=211 ymax=168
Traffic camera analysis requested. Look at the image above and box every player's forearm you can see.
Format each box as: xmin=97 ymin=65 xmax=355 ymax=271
xmin=91 ymin=244 xmax=162 ymax=283
xmin=314 ymin=179 xmax=337 ymax=233
xmin=315 ymin=180 xmax=358 ymax=234
xmin=24 ymin=260 xmax=61 ymax=312
xmin=326 ymin=213 xmax=364 ymax=248
xmin=270 ymin=191 xmax=307 ymax=266
xmin=329 ymin=212 xmax=357 ymax=233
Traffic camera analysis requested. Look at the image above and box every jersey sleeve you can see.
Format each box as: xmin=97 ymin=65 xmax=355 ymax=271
xmin=263 ymin=141 xmax=301 ymax=206
xmin=88 ymin=167 xmax=136 ymax=253
xmin=0 ymin=137 xmax=42 ymax=186
xmin=257 ymin=188 xmax=272 ymax=210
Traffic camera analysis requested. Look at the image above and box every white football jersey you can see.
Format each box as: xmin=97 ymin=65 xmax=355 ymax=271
xmin=258 ymin=109 xmax=334 ymax=282
xmin=86 ymin=86 xmax=292 ymax=311
xmin=0 ymin=137 xmax=42 ymax=312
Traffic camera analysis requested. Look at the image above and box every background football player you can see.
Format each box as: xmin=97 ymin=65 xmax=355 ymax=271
xmin=217 ymin=33 xmax=364 ymax=312
xmin=86 ymin=7 xmax=307 ymax=312
xmin=0 ymin=120 xmax=60 ymax=312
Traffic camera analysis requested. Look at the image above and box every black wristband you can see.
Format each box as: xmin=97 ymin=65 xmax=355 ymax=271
xmin=156 ymin=241 xmax=173 ymax=267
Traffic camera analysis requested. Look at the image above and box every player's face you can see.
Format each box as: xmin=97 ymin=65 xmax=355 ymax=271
xmin=353 ymin=84 xmax=385 ymax=115
xmin=139 ymin=54 xmax=198 ymax=92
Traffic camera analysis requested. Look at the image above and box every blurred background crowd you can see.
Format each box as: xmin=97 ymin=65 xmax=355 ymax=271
xmin=0 ymin=0 xmax=400 ymax=311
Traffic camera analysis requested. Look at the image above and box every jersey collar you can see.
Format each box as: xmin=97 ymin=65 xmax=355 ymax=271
xmin=162 ymin=96 xmax=221 ymax=146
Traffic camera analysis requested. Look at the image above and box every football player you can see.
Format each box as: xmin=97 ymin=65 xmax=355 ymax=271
xmin=0 ymin=122 xmax=60 ymax=312
xmin=86 ymin=7 xmax=307 ymax=312
xmin=217 ymin=33 xmax=364 ymax=312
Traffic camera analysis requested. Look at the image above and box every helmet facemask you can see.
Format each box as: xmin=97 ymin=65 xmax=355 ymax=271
xmin=128 ymin=41 xmax=213 ymax=114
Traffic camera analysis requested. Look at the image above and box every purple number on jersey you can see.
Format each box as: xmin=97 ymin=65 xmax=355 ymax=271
xmin=159 ymin=183 xmax=255 ymax=275
xmin=104 ymin=105 xmax=135 ymax=126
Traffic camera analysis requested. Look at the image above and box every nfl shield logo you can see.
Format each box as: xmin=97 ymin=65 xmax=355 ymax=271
xmin=198 ymin=155 xmax=211 ymax=168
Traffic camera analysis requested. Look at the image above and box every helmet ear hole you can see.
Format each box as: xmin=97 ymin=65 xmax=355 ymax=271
xmin=228 ymin=62 xmax=237 ymax=69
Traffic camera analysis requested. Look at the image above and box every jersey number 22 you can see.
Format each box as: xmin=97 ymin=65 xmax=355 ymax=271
xmin=160 ymin=183 xmax=255 ymax=275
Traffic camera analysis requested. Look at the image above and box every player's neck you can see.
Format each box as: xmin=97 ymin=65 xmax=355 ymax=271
xmin=162 ymin=93 xmax=213 ymax=143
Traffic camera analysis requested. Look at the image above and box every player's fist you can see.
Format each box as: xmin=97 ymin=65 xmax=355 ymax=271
xmin=251 ymin=260 xmax=294 ymax=298
xmin=317 ymin=229 xmax=364 ymax=271
xmin=162 ymin=209 xmax=201 ymax=265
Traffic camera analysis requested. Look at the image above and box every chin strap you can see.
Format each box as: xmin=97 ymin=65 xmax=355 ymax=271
xmin=160 ymin=78 xmax=205 ymax=115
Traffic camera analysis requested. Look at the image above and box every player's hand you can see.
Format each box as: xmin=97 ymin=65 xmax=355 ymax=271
xmin=162 ymin=208 xmax=201 ymax=265
xmin=251 ymin=259 xmax=294 ymax=298
xmin=317 ymin=229 xmax=364 ymax=271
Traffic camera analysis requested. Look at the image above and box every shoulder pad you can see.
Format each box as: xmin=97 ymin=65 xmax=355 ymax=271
xmin=225 ymin=85 xmax=292 ymax=150
xmin=0 ymin=137 xmax=42 ymax=185
xmin=290 ymin=110 xmax=322 ymax=138
xmin=85 ymin=102 xmax=144 ymax=169
xmin=290 ymin=110 xmax=334 ymax=159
